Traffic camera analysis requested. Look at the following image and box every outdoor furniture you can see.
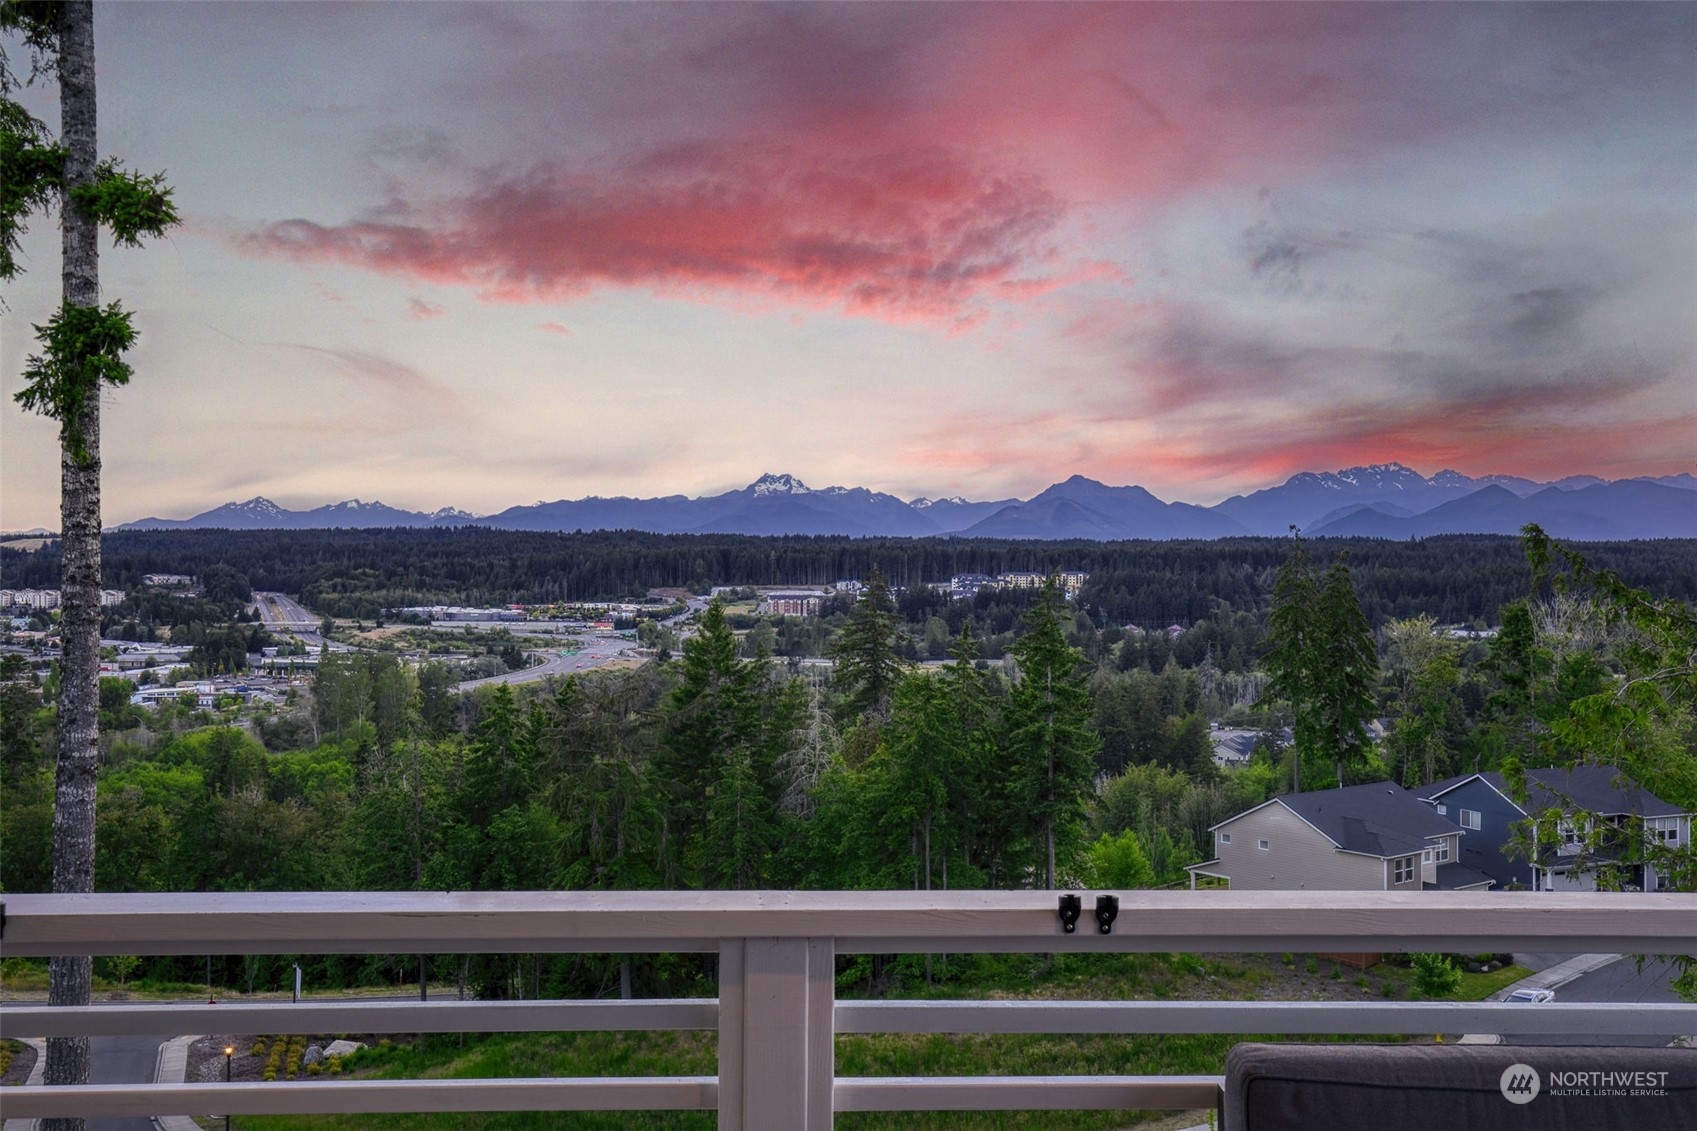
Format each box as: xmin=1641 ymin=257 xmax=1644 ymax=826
xmin=1225 ymin=1041 xmax=1697 ymax=1131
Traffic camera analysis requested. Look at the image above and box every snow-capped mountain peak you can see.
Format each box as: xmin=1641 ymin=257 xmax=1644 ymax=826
xmin=750 ymin=473 xmax=812 ymax=496
xmin=234 ymin=497 xmax=286 ymax=516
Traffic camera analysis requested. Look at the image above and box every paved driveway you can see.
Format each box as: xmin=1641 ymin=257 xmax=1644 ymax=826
xmin=89 ymin=1033 xmax=167 ymax=1131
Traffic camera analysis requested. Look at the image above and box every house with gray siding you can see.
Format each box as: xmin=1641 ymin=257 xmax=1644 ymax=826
xmin=1188 ymin=781 xmax=1491 ymax=892
xmin=1419 ymin=766 xmax=1691 ymax=893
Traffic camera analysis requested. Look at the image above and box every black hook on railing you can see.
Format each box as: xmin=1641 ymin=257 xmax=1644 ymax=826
xmin=1094 ymin=893 xmax=1119 ymax=935
xmin=1057 ymin=893 xmax=1083 ymax=934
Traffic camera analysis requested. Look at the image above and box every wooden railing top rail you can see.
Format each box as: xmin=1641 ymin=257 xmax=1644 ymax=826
xmin=3 ymin=889 xmax=1694 ymax=956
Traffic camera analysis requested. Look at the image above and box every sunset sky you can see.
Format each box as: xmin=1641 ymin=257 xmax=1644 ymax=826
xmin=3 ymin=2 xmax=1693 ymax=530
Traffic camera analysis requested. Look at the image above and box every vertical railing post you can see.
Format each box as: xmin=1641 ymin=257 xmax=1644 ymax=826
xmin=718 ymin=935 xmax=835 ymax=1130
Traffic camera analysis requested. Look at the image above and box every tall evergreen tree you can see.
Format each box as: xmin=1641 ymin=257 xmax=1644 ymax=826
xmin=657 ymin=601 xmax=744 ymax=875
xmin=1260 ymin=538 xmax=1379 ymax=788
xmin=1259 ymin=532 xmax=1321 ymax=791
xmin=1314 ymin=552 xmax=1379 ymax=787
xmin=3 ymin=3 xmax=177 ymax=1115
xmin=1006 ymin=578 xmax=1099 ymax=888
xmin=941 ymin=622 xmax=1000 ymax=882
xmin=831 ymin=565 xmax=909 ymax=723
xmin=658 ymin=601 xmax=797 ymax=888
xmin=882 ymin=673 xmax=956 ymax=890
xmin=542 ymin=674 xmax=662 ymax=893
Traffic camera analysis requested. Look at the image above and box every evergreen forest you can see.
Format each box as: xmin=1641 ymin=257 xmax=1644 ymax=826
xmin=4 ymin=530 xmax=1693 ymax=1003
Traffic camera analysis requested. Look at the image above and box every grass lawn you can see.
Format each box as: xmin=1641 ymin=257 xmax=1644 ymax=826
xmin=1373 ymin=961 xmax=1532 ymax=1003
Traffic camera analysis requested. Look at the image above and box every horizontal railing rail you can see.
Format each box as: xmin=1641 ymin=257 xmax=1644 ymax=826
xmin=2 ymin=890 xmax=1693 ymax=1128
xmin=6 ymin=998 xmax=1693 ymax=1041
xmin=7 ymin=889 xmax=1696 ymax=955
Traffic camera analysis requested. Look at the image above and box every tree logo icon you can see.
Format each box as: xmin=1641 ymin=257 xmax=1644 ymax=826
xmin=1500 ymin=1063 xmax=1541 ymax=1104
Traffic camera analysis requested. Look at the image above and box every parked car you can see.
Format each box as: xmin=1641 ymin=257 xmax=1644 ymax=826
xmin=1504 ymin=988 xmax=1555 ymax=1003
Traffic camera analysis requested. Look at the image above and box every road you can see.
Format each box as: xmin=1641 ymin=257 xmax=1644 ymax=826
xmin=456 ymin=634 xmax=637 ymax=691
xmin=252 ymin=591 xmax=334 ymax=650
xmin=1505 ymin=955 xmax=1687 ymax=1047
xmin=88 ymin=1033 xmax=165 ymax=1131
xmin=252 ymin=592 xmax=675 ymax=689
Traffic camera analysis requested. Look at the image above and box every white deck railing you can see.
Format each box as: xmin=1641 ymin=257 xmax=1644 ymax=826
xmin=2 ymin=890 xmax=1694 ymax=1128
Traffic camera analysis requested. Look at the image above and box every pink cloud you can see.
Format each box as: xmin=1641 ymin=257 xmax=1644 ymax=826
xmin=239 ymin=142 xmax=1065 ymax=324
xmin=536 ymin=321 xmax=570 ymax=336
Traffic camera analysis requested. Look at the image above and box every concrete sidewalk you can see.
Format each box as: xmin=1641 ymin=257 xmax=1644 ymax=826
xmin=152 ymin=1035 xmax=199 ymax=1131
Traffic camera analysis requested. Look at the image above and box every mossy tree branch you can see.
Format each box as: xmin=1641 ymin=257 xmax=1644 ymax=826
xmin=14 ymin=300 xmax=137 ymax=463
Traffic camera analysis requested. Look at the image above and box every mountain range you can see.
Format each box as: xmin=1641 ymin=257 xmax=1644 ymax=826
xmin=115 ymin=465 xmax=1696 ymax=542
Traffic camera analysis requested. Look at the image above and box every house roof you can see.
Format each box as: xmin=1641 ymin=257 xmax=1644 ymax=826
xmin=1275 ymin=781 xmax=1463 ymax=860
xmin=1431 ymin=861 xmax=1496 ymax=890
xmin=1421 ymin=766 xmax=1684 ymax=818
xmin=1420 ymin=772 xmax=1484 ymax=800
xmin=1524 ymin=766 xmax=1685 ymax=818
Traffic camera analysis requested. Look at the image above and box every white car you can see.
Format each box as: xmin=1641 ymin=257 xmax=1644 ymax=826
xmin=1504 ymin=988 xmax=1555 ymax=1003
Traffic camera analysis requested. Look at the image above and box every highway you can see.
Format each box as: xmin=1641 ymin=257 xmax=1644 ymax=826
xmin=252 ymin=591 xmax=334 ymax=650
xmin=251 ymin=591 xmax=679 ymax=690
xmin=455 ymin=634 xmax=638 ymax=691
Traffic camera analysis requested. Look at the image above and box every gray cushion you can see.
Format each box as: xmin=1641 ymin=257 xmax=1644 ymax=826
xmin=1225 ymin=1042 xmax=1697 ymax=1131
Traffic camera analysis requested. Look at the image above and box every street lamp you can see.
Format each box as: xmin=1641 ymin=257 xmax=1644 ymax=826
xmin=223 ymin=1046 xmax=234 ymax=1131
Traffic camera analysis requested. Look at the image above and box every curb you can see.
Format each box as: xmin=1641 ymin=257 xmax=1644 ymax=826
xmin=1 ymin=1037 xmax=46 ymax=1131
xmin=1496 ymin=953 xmax=1625 ymax=997
xmin=152 ymin=1035 xmax=201 ymax=1131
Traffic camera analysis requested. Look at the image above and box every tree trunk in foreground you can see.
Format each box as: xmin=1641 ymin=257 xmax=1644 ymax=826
xmin=44 ymin=5 xmax=100 ymax=1129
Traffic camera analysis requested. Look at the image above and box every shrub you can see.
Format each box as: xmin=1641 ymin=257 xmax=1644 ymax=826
xmin=1304 ymin=956 xmax=1319 ymax=975
xmin=1412 ymin=952 xmax=1463 ymax=998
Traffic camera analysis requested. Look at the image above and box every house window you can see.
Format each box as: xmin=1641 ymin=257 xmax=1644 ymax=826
xmin=1661 ymin=827 xmax=1679 ymax=842
xmin=1436 ymin=803 xmax=1448 ymax=815
xmin=1436 ymin=840 xmax=1451 ymax=862
xmin=1257 ymin=839 xmax=1269 ymax=851
xmin=1220 ymin=833 xmax=1231 ymax=845
xmin=1422 ymin=849 xmax=1433 ymax=864
xmin=1393 ymin=857 xmax=1415 ymax=884
xmin=1460 ymin=808 xmax=1481 ymax=830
